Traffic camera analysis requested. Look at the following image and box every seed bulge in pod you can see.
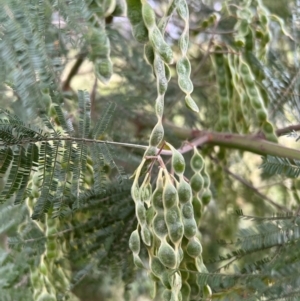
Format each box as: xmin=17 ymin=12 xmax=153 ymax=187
xmin=149 ymin=122 xmax=164 ymax=147
xmin=181 ymin=281 xmax=191 ymax=301
xmin=153 ymin=214 xmax=168 ymax=238
xmin=129 ymin=230 xmax=140 ymax=254
xmin=186 ymin=237 xmax=202 ymax=258
xmin=191 ymin=150 xmax=204 ymax=172
xmin=152 ymin=187 xmax=164 ymax=211
xmin=141 ymin=225 xmax=152 ymax=246
xmin=183 ymin=218 xmax=197 ymax=239
xmin=150 ymin=256 xmax=165 ymax=277
xmin=163 ymin=181 xmax=178 ymax=209
xmin=172 ymin=148 xmax=185 ymax=175
xmin=177 ymin=179 xmax=192 ymax=204
xmin=190 ymin=173 xmax=204 ymax=193
xmin=201 ymin=189 xmax=212 ymax=205
xmin=158 ymin=241 xmax=177 ymax=269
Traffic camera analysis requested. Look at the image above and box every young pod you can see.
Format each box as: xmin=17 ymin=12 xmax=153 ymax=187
xmin=150 ymin=256 xmax=166 ymax=278
xmin=177 ymin=179 xmax=192 ymax=204
xmin=201 ymin=189 xmax=212 ymax=206
xmin=171 ymin=147 xmax=185 ymax=175
xmin=152 ymin=187 xmax=164 ymax=211
xmin=191 ymin=149 xmax=204 ymax=172
xmin=190 ymin=173 xmax=204 ymax=193
xmin=186 ymin=237 xmax=202 ymax=258
xmin=185 ymin=95 xmax=199 ymax=113
xmin=129 ymin=229 xmax=140 ymax=254
xmin=141 ymin=225 xmax=152 ymax=246
xmin=163 ymin=180 xmax=178 ymax=209
xmin=153 ymin=213 xmax=168 ymax=238
xmin=149 ymin=122 xmax=164 ymax=147
xmin=142 ymin=2 xmax=156 ymax=28
xmin=158 ymin=241 xmax=177 ymax=269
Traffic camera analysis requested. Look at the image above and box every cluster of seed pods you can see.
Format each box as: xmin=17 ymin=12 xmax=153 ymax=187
xmin=130 ymin=143 xmax=212 ymax=300
xmin=126 ymin=0 xmax=213 ymax=299
xmin=213 ymin=0 xmax=280 ymax=141
xmin=25 ymin=173 xmax=74 ymax=301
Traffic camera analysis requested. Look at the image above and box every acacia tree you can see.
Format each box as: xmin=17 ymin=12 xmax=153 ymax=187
xmin=0 ymin=0 xmax=300 ymax=300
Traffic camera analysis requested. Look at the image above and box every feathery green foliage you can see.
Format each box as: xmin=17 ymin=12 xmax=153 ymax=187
xmin=1 ymin=0 xmax=300 ymax=300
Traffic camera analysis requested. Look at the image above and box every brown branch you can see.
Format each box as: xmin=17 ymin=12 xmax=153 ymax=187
xmin=276 ymin=124 xmax=300 ymax=136
xmin=62 ymin=53 xmax=86 ymax=91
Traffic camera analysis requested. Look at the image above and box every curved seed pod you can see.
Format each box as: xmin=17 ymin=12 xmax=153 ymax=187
xmin=144 ymin=43 xmax=154 ymax=66
xmin=149 ymin=122 xmax=164 ymax=146
xmin=133 ymin=254 xmax=145 ymax=269
xmin=129 ymin=229 xmax=140 ymax=254
xmin=136 ymin=201 xmax=147 ymax=224
xmin=158 ymin=241 xmax=177 ymax=269
xmin=186 ymin=237 xmax=202 ymax=258
xmin=141 ymin=225 xmax=152 ymax=246
xmin=132 ymin=22 xmax=149 ymax=44
xmin=142 ymin=2 xmax=156 ymax=28
xmin=185 ymin=95 xmax=199 ymax=113
xmin=203 ymin=284 xmax=212 ymax=299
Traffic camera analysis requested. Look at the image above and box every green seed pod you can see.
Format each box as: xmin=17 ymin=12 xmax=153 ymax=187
xmin=159 ymin=44 xmax=174 ymax=65
xmin=132 ymin=22 xmax=149 ymax=43
xmin=162 ymin=289 xmax=172 ymax=301
xmin=141 ymin=182 xmax=152 ymax=204
xmin=129 ymin=229 xmax=140 ymax=254
xmin=133 ymin=254 xmax=145 ymax=269
xmin=186 ymin=237 xmax=202 ymax=258
xmin=144 ymin=43 xmax=154 ymax=66
xmin=142 ymin=2 xmax=156 ymax=28
xmin=183 ymin=218 xmax=197 ymax=239
xmin=146 ymin=206 xmax=155 ymax=226
xmin=171 ymin=149 xmax=185 ymax=175
xmin=257 ymin=108 xmax=267 ymax=122
xmin=152 ymin=187 xmax=164 ymax=211
xmin=179 ymin=34 xmax=189 ymax=54
xmin=177 ymin=179 xmax=192 ymax=204
xmin=192 ymin=197 xmax=202 ymax=225
xmin=136 ymin=201 xmax=146 ymax=224
xmin=95 ymin=58 xmax=113 ymax=84
xmin=181 ymin=281 xmax=191 ymax=301
xmin=158 ymin=241 xmax=177 ymax=269
xmin=176 ymin=0 xmax=189 ymax=20
xmin=161 ymin=271 xmax=172 ymax=289
xmin=185 ymin=95 xmax=199 ymax=113
xmin=166 ymin=209 xmax=184 ymax=243
xmin=262 ymin=120 xmax=274 ymax=134
xmin=112 ymin=0 xmax=126 ymax=16
xmin=203 ymin=284 xmax=212 ymax=299
xmin=240 ymin=62 xmax=250 ymax=76
xmin=190 ymin=173 xmax=204 ymax=193
xmin=202 ymin=170 xmax=210 ymax=189
xmin=165 ymin=63 xmax=171 ymax=82
xmin=126 ymin=0 xmax=142 ymax=24
xmin=153 ymin=214 xmax=168 ymax=238
xmin=178 ymin=78 xmax=193 ymax=94
xmin=141 ymin=225 xmax=152 ymax=246
xmin=191 ymin=150 xmax=204 ymax=172
xmin=149 ymin=122 xmax=164 ymax=146
xmin=182 ymin=203 xmax=194 ymax=219
xmin=151 ymin=256 xmax=166 ymax=277
xmin=201 ymin=189 xmax=212 ymax=206
xmin=163 ymin=180 xmax=178 ymax=209
xmin=177 ymin=57 xmax=191 ymax=77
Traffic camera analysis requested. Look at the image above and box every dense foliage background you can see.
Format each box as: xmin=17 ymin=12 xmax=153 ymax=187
xmin=1 ymin=0 xmax=300 ymax=300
